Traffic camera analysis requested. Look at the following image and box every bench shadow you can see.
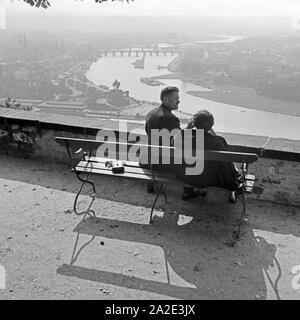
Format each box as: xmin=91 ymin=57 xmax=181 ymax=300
xmin=57 ymin=210 xmax=280 ymax=300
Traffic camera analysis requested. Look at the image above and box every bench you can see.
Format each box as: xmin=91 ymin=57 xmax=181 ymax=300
xmin=55 ymin=136 xmax=258 ymax=239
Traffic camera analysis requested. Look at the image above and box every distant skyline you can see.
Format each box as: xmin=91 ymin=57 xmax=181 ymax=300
xmin=4 ymin=0 xmax=300 ymax=17
xmin=2 ymin=0 xmax=300 ymax=33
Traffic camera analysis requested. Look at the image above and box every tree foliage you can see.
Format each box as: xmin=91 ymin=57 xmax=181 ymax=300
xmin=20 ymin=0 xmax=134 ymax=9
xmin=22 ymin=0 xmax=51 ymax=9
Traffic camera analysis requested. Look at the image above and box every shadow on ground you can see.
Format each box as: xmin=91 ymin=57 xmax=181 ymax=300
xmin=57 ymin=209 xmax=280 ymax=300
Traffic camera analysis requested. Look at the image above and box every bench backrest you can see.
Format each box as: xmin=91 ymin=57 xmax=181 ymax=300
xmin=55 ymin=137 xmax=259 ymax=164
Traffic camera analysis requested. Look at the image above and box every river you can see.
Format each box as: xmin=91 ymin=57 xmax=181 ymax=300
xmin=86 ymin=38 xmax=300 ymax=140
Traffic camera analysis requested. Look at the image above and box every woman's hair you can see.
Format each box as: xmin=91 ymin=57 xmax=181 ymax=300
xmin=193 ymin=110 xmax=214 ymax=130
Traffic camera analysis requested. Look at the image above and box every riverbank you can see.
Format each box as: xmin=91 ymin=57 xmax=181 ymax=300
xmin=151 ymin=54 xmax=211 ymax=87
xmin=150 ymin=53 xmax=300 ymax=118
xmin=187 ymin=86 xmax=300 ymax=117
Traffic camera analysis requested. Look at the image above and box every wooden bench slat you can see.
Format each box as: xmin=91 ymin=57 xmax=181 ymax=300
xmin=55 ymin=137 xmax=259 ymax=164
xmin=75 ymin=165 xmax=182 ymax=185
xmin=76 ymin=160 xmax=180 ymax=182
xmin=84 ymin=157 xmax=177 ymax=179
xmin=75 ymin=164 xmax=249 ymax=191
xmin=77 ymin=160 xmax=152 ymax=176
xmin=87 ymin=156 xmax=138 ymax=167
xmin=75 ymin=165 xmax=153 ymax=181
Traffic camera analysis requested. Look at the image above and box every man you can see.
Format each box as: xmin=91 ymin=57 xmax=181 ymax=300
xmin=143 ymin=86 xmax=201 ymax=198
xmin=142 ymin=86 xmax=180 ymax=184
xmin=175 ymin=109 xmax=242 ymax=191
xmin=145 ymin=86 xmax=181 ymax=140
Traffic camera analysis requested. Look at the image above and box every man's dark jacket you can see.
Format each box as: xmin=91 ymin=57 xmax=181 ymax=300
xmin=145 ymin=104 xmax=180 ymax=138
xmin=143 ymin=104 xmax=180 ymax=170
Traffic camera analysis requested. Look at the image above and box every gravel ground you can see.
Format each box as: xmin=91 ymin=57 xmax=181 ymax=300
xmin=0 ymin=155 xmax=299 ymax=300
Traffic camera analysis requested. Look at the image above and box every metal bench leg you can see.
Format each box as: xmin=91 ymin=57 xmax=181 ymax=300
xmin=152 ymin=181 xmax=168 ymax=204
xmin=232 ymin=163 xmax=249 ymax=240
xmin=235 ymin=192 xmax=246 ymax=240
xmin=234 ymin=167 xmax=247 ymax=240
xmin=150 ymin=183 xmax=164 ymax=223
xmin=75 ymin=170 xmax=96 ymax=195
xmin=73 ymin=170 xmax=96 ymax=216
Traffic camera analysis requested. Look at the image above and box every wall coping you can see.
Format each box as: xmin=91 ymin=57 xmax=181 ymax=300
xmin=1 ymin=108 xmax=300 ymax=162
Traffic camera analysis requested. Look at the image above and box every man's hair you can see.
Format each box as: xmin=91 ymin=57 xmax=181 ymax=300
xmin=160 ymin=86 xmax=179 ymax=101
xmin=193 ymin=110 xmax=214 ymax=130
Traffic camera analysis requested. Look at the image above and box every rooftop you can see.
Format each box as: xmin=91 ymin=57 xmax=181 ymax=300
xmin=0 ymin=155 xmax=299 ymax=300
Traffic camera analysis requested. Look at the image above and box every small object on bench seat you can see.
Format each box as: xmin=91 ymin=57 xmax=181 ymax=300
xmin=112 ymin=160 xmax=125 ymax=174
xmin=105 ymin=160 xmax=125 ymax=174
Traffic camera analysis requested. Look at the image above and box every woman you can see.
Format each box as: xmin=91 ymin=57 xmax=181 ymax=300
xmin=175 ymin=109 xmax=242 ymax=194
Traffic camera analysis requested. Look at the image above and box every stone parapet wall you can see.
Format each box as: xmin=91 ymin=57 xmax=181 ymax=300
xmin=0 ymin=110 xmax=299 ymax=208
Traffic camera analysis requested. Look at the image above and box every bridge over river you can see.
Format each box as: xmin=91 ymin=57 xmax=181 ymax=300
xmin=98 ymin=46 xmax=180 ymax=57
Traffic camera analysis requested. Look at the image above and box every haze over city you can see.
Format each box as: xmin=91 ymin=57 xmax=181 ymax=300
xmin=0 ymin=0 xmax=299 ymax=34
xmin=4 ymin=0 xmax=300 ymax=17
xmin=1 ymin=0 xmax=300 ymax=140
